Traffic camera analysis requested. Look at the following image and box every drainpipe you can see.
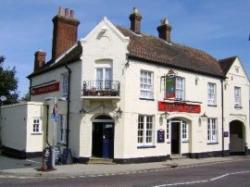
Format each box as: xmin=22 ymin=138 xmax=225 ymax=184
xmin=221 ymin=79 xmax=225 ymax=156
xmin=64 ymin=64 xmax=72 ymax=149
xmin=46 ymin=104 xmax=50 ymax=147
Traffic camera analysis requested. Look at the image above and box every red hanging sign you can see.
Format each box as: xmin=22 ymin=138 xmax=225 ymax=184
xmin=31 ymin=82 xmax=60 ymax=95
xmin=158 ymin=101 xmax=201 ymax=113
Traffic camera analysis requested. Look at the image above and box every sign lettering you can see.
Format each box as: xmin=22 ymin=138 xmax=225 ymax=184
xmin=31 ymin=82 xmax=60 ymax=95
xmin=158 ymin=101 xmax=201 ymax=113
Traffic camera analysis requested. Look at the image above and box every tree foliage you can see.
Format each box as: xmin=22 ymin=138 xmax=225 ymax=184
xmin=0 ymin=56 xmax=18 ymax=104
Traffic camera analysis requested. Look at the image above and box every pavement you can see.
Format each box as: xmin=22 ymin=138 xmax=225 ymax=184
xmin=0 ymin=154 xmax=249 ymax=179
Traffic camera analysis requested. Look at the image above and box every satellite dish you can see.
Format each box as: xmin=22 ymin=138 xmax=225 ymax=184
xmin=0 ymin=96 xmax=7 ymax=102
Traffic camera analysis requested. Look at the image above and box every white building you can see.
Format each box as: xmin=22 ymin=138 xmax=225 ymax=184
xmin=1 ymin=8 xmax=249 ymax=162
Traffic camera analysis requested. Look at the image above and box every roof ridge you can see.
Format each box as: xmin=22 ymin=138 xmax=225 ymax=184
xmin=219 ymin=56 xmax=238 ymax=62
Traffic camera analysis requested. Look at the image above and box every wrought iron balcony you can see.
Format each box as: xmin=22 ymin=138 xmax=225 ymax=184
xmin=82 ymin=80 xmax=120 ymax=97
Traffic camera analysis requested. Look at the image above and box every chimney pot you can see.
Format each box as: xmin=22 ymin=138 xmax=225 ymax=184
xmin=129 ymin=7 xmax=142 ymax=34
xmin=70 ymin=10 xmax=74 ymax=18
xmin=157 ymin=17 xmax=172 ymax=43
xmin=65 ymin=8 xmax=70 ymax=17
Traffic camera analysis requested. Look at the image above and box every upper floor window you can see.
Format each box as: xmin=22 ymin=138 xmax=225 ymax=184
xmin=96 ymin=67 xmax=112 ymax=89
xmin=175 ymin=77 xmax=185 ymax=100
xmin=61 ymin=73 xmax=68 ymax=97
xmin=234 ymin=87 xmax=241 ymax=108
xmin=140 ymin=70 xmax=153 ymax=99
xmin=32 ymin=118 xmax=42 ymax=134
xmin=208 ymin=83 xmax=216 ymax=106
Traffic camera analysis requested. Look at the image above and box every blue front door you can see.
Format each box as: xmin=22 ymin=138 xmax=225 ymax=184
xmin=92 ymin=122 xmax=114 ymax=158
xmin=102 ymin=123 xmax=114 ymax=158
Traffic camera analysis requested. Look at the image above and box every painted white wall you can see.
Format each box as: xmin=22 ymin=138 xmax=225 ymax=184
xmin=0 ymin=102 xmax=44 ymax=153
xmin=121 ymin=59 xmax=223 ymax=158
xmin=78 ymin=17 xmax=129 ymax=159
xmin=223 ymin=57 xmax=250 ymax=152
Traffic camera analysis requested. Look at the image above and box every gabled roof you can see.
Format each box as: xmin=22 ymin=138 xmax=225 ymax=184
xmin=27 ymin=42 xmax=82 ymax=78
xmin=116 ymin=25 xmax=224 ymax=78
xmin=218 ymin=56 xmax=237 ymax=75
xmin=28 ymin=23 xmax=226 ymax=79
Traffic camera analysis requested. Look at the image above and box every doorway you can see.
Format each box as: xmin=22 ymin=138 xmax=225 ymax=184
xmin=92 ymin=115 xmax=114 ymax=158
xmin=229 ymin=120 xmax=245 ymax=154
xmin=171 ymin=121 xmax=180 ymax=154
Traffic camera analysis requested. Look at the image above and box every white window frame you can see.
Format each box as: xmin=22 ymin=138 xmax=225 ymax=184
xmin=140 ymin=70 xmax=154 ymax=99
xmin=32 ymin=117 xmax=42 ymax=134
xmin=58 ymin=114 xmax=67 ymax=144
xmin=207 ymin=118 xmax=218 ymax=143
xmin=181 ymin=121 xmax=189 ymax=142
xmin=137 ymin=115 xmax=154 ymax=146
xmin=234 ymin=86 xmax=241 ymax=108
xmin=175 ymin=76 xmax=185 ymax=100
xmin=60 ymin=73 xmax=68 ymax=98
xmin=208 ymin=82 xmax=216 ymax=106
xmin=95 ymin=66 xmax=113 ymax=90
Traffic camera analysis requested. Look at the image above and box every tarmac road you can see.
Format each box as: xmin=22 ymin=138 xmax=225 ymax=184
xmin=0 ymin=156 xmax=250 ymax=187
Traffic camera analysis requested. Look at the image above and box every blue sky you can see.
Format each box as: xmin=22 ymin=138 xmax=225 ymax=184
xmin=1 ymin=0 xmax=250 ymax=97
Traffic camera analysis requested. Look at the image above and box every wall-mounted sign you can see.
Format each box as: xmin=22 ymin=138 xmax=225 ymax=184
xmin=165 ymin=76 xmax=176 ymax=99
xmin=158 ymin=101 xmax=201 ymax=113
xmin=157 ymin=129 xmax=165 ymax=143
xmin=31 ymin=82 xmax=60 ymax=95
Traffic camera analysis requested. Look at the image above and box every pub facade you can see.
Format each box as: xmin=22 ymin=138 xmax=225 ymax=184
xmin=2 ymin=7 xmax=249 ymax=163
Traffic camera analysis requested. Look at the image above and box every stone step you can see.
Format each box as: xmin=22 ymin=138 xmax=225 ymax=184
xmin=88 ymin=157 xmax=115 ymax=165
xmin=170 ymin=154 xmax=188 ymax=160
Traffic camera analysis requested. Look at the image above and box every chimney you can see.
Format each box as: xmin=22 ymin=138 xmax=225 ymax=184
xmin=129 ymin=7 xmax=142 ymax=34
xmin=157 ymin=18 xmax=172 ymax=43
xmin=52 ymin=7 xmax=80 ymax=61
xmin=34 ymin=50 xmax=46 ymax=72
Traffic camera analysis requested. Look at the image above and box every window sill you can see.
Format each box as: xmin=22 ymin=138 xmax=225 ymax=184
xmin=31 ymin=133 xmax=43 ymax=135
xmin=234 ymin=106 xmax=242 ymax=109
xmin=182 ymin=140 xmax=189 ymax=143
xmin=139 ymin=98 xmax=154 ymax=101
xmin=208 ymin=104 xmax=217 ymax=107
xmin=207 ymin=142 xmax=218 ymax=145
xmin=137 ymin=145 xmax=156 ymax=149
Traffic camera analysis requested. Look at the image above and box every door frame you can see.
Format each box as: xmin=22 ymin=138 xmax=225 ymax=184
xmin=229 ymin=120 xmax=245 ymax=154
xmin=92 ymin=116 xmax=115 ymax=159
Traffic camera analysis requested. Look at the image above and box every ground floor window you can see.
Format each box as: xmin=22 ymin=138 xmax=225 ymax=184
xmin=181 ymin=121 xmax=189 ymax=141
xmin=58 ymin=114 xmax=67 ymax=144
xmin=138 ymin=115 xmax=154 ymax=146
xmin=207 ymin=118 xmax=218 ymax=143
xmin=32 ymin=117 xmax=42 ymax=134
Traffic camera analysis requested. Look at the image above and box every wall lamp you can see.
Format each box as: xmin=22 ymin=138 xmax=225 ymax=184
xmin=114 ymin=107 xmax=123 ymax=119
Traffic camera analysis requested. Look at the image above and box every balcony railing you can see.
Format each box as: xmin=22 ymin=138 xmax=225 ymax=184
xmin=82 ymin=80 xmax=120 ymax=97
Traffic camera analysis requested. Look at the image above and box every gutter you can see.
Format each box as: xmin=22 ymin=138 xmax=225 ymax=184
xmin=64 ymin=64 xmax=72 ymax=149
xmin=221 ymin=79 xmax=225 ymax=156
